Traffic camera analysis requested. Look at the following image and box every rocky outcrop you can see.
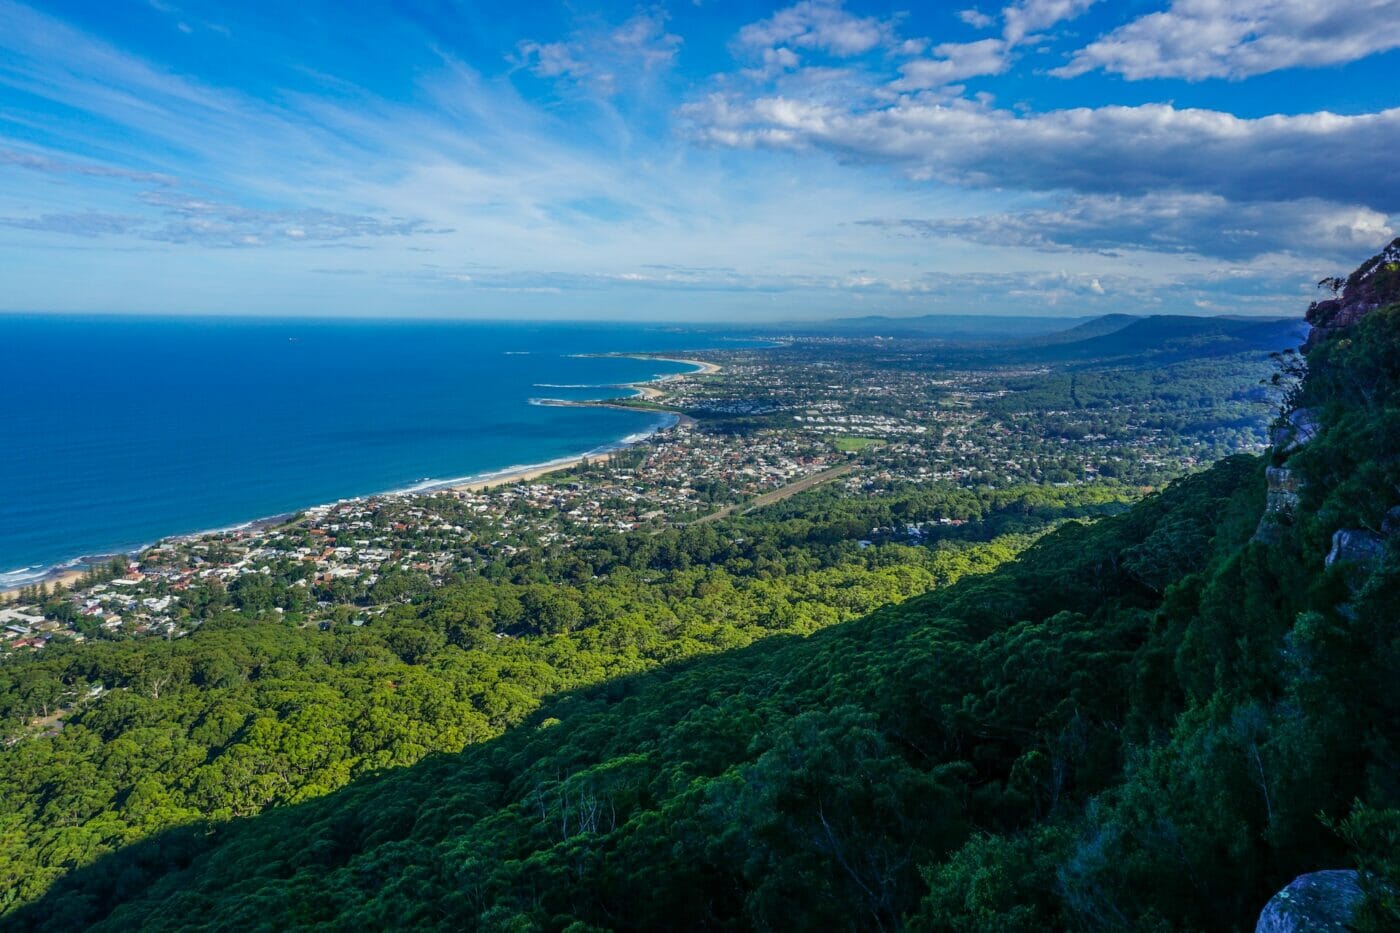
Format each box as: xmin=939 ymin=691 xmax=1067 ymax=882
xmin=1325 ymin=528 xmax=1387 ymax=567
xmin=1254 ymin=466 xmax=1304 ymax=543
xmin=1264 ymin=466 xmax=1302 ymax=516
xmin=1256 ymin=870 xmax=1363 ymax=932
xmin=1304 ymin=237 xmax=1400 ymax=351
xmin=1270 ymin=241 xmax=1400 ymax=562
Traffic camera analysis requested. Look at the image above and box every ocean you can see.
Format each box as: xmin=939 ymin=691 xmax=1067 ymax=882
xmin=1 ymin=315 xmax=740 ymax=587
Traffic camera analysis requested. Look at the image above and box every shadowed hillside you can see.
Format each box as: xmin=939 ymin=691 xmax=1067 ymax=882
xmin=15 ymin=456 xmax=1268 ymax=930
xmin=1011 ymin=312 xmax=1139 ymax=346
xmin=1002 ymin=314 xmax=1306 ymax=364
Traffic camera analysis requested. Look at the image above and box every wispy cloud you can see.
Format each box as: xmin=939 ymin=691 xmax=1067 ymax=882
xmin=861 ymin=195 xmax=1396 ymax=262
xmin=0 ymin=210 xmax=142 ymax=237
xmin=0 ymin=148 xmax=177 ymax=187
xmin=1002 ymin=0 xmax=1100 ymax=46
xmin=516 ymin=10 xmax=682 ymax=94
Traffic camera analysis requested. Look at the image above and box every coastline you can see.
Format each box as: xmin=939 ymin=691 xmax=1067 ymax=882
xmin=447 ymin=446 xmax=626 ymax=493
xmin=447 ymin=357 xmax=719 ymax=492
xmin=2 ymin=355 xmax=720 ymax=597
xmin=619 ymin=356 xmax=721 ymax=396
xmin=1 ymin=569 xmax=88 ymax=599
xmin=626 ymin=356 xmax=721 ymax=376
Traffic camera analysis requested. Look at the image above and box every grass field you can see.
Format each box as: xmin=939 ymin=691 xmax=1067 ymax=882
xmin=831 ymin=435 xmax=884 ymax=452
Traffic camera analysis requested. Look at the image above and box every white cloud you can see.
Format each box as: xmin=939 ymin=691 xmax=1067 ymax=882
xmin=517 ymin=11 xmax=681 ymax=92
xmin=683 ymin=97 xmax=1400 ymax=213
xmin=959 ymin=9 xmax=995 ymax=29
xmin=516 ymin=40 xmax=589 ymax=81
xmin=1002 ymin=0 xmax=1101 ymax=45
xmin=1056 ymin=0 xmax=1400 ymax=80
xmin=736 ymin=0 xmax=895 ymax=58
xmin=892 ymin=39 xmax=1008 ymax=90
xmin=762 ymin=46 xmax=801 ymax=72
xmin=862 ymin=193 xmax=1396 ymax=261
xmin=607 ymin=12 xmax=685 ymax=69
xmin=887 ymin=1 xmax=1095 ymax=91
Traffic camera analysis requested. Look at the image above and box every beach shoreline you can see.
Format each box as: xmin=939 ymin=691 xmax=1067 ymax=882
xmin=448 ymin=357 xmax=719 ymax=492
xmin=447 ymin=447 xmax=625 ymax=493
xmin=0 ymin=568 xmax=89 ymax=600
xmin=625 ymin=356 xmax=721 ymax=376
xmin=2 ymin=354 xmax=721 ymax=597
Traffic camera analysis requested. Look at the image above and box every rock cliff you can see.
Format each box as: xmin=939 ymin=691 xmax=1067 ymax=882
xmin=1304 ymin=237 xmax=1400 ymax=351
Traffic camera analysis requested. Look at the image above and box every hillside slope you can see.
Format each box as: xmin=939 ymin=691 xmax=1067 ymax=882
xmin=1011 ymin=311 xmax=1138 ymax=346
xmin=11 ymin=244 xmax=1400 ymax=931
xmin=1009 ymin=314 xmax=1305 ymax=364
xmin=760 ymin=313 xmax=1094 ymax=342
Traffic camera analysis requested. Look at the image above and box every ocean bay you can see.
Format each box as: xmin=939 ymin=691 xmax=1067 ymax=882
xmin=0 ymin=315 xmax=725 ymax=583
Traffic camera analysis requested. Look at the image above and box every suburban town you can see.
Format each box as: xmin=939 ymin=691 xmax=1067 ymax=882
xmin=0 ymin=334 xmax=1277 ymax=653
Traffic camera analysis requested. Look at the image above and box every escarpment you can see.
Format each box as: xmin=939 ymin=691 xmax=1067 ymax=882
xmin=1257 ymin=239 xmax=1400 ymax=557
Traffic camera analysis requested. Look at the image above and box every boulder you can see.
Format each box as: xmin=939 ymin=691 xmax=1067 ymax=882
xmin=1256 ymin=870 xmax=1362 ymax=932
xmin=1325 ymin=528 xmax=1386 ymax=567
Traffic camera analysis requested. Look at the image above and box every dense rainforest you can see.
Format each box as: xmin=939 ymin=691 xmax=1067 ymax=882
xmin=4 ymin=246 xmax=1400 ymax=929
xmin=0 ymin=484 xmax=1128 ymax=916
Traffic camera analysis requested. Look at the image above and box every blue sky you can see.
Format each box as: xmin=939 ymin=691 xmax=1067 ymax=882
xmin=1 ymin=0 xmax=1398 ymax=320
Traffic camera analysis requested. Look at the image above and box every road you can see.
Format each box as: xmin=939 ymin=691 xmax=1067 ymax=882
xmin=690 ymin=463 xmax=857 ymax=524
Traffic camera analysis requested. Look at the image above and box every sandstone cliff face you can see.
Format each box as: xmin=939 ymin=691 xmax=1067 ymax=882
xmin=1257 ymin=240 xmax=1400 ymax=547
xmin=1253 ymin=466 xmax=1302 ymax=543
xmin=1304 ymin=237 xmax=1400 ymax=351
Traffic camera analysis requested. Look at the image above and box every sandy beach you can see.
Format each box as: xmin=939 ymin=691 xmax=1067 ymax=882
xmin=449 ymin=450 xmax=618 ymax=493
xmin=1 ymin=569 xmax=88 ymax=600
xmin=623 ymin=357 xmax=721 ymax=400
xmin=628 ymin=356 xmax=722 ymax=376
xmin=449 ymin=356 xmax=720 ymax=493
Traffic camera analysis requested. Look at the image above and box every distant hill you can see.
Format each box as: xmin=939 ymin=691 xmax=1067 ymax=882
xmin=759 ymin=312 xmax=1094 ymax=342
xmin=746 ymin=312 xmax=1304 ymax=359
xmin=1016 ymin=312 xmax=1139 ymax=346
xmin=933 ymin=313 xmax=1308 ymax=365
xmin=1032 ymin=314 xmax=1305 ymax=362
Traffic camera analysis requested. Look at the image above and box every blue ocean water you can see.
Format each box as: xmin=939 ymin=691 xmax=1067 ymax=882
xmin=0 ymin=315 xmax=734 ymax=585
